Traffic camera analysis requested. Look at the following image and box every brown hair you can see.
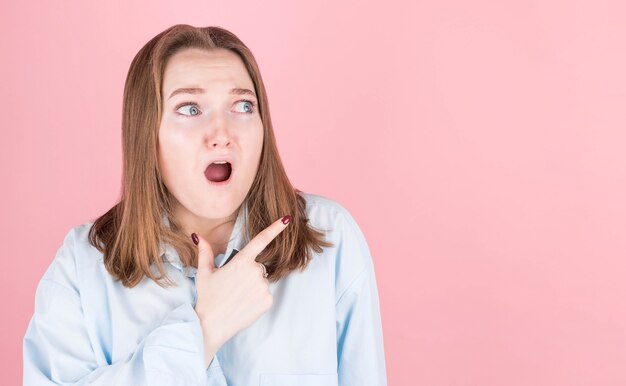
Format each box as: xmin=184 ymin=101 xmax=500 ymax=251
xmin=88 ymin=24 xmax=333 ymax=288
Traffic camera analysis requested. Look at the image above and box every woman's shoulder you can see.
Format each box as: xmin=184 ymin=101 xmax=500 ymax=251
xmin=298 ymin=190 xmax=365 ymax=235
xmin=299 ymin=192 xmax=368 ymax=240
xmin=60 ymin=221 xmax=98 ymax=256
xmin=39 ymin=222 xmax=101 ymax=293
xmin=298 ymin=192 xmax=357 ymax=227
xmin=298 ymin=192 xmax=374 ymax=291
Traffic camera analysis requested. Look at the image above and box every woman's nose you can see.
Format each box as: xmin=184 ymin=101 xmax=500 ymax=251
xmin=205 ymin=111 xmax=232 ymax=148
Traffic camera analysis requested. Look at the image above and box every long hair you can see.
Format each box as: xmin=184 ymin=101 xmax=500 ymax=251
xmin=88 ymin=24 xmax=333 ymax=288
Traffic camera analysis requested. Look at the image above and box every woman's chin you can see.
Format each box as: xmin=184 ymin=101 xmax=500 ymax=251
xmin=197 ymin=199 xmax=243 ymax=220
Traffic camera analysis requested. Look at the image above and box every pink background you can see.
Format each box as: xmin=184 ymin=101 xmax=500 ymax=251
xmin=2 ymin=0 xmax=625 ymax=385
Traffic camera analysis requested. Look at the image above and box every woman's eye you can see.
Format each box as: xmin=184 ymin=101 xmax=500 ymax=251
xmin=176 ymin=104 xmax=200 ymax=116
xmin=234 ymin=100 xmax=256 ymax=114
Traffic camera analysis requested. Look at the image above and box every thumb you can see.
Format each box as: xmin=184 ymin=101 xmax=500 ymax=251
xmin=192 ymin=233 xmax=216 ymax=274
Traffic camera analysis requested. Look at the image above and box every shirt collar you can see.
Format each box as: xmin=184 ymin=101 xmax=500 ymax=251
xmin=159 ymin=204 xmax=248 ymax=277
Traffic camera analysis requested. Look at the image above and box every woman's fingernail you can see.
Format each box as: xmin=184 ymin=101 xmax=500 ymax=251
xmin=191 ymin=233 xmax=199 ymax=245
xmin=281 ymin=215 xmax=292 ymax=225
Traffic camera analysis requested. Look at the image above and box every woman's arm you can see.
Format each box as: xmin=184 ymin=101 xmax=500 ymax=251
xmin=335 ymin=211 xmax=388 ymax=386
xmin=23 ymin=234 xmax=228 ymax=385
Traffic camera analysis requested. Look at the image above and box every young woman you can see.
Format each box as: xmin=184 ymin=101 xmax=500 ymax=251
xmin=23 ymin=24 xmax=387 ymax=386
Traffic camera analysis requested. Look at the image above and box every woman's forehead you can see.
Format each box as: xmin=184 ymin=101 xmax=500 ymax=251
xmin=162 ymin=48 xmax=253 ymax=93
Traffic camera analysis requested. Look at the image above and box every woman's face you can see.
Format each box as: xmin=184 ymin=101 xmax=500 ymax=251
xmin=158 ymin=47 xmax=264 ymax=226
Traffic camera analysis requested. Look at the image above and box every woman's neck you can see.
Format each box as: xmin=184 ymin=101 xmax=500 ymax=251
xmin=173 ymin=206 xmax=238 ymax=257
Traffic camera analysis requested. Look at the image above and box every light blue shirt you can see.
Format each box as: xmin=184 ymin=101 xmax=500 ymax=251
xmin=23 ymin=192 xmax=387 ymax=385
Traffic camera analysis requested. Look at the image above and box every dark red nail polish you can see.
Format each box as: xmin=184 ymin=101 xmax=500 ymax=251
xmin=191 ymin=233 xmax=199 ymax=245
xmin=281 ymin=215 xmax=292 ymax=225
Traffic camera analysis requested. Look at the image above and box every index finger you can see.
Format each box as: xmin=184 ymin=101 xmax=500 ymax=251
xmin=237 ymin=215 xmax=291 ymax=260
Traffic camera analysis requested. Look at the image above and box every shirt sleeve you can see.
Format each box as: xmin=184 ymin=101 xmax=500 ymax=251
xmin=23 ymin=240 xmax=228 ymax=385
xmin=335 ymin=212 xmax=388 ymax=386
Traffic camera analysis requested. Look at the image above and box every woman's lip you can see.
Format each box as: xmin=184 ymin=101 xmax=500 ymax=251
xmin=206 ymin=155 xmax=235 ymax=168
xmin=204 ymin=163 xmax=234 ymax=187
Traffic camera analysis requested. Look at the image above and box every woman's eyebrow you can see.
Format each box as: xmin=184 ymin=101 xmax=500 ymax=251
xmin=168 ymin=87 xmax=204 ymax=100
xmin=167 ymin=87 xmax=256 ymax=100
xmin=230 ymin=87 xmax=257 ymax=98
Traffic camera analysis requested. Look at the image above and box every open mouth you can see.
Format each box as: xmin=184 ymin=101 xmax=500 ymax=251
xmin=204 ymin=162 xmax=233 ymax=184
